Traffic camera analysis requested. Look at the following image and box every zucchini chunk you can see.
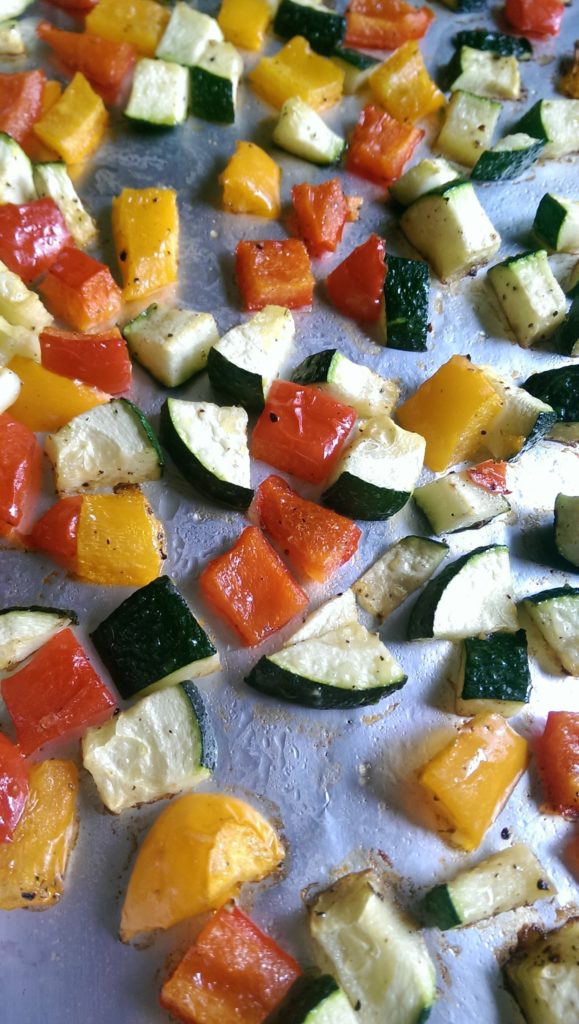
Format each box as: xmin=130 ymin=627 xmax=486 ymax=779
xmin=437 ymin=91 xmax=501 ymax=168
xmin=291 ymin=349 xmax=399 ymax=418
xmin=0 ymin=259 xmax=52 ymax=334
xmin=125 ymin=58 xmax=189 ymax=127
xmin=332 ymin=47 xmax=379 ymax=94
xmin=421 ymin=844 xmax=554 ymax=930
xmin=156 ymin=2 xmax=223 ymax=66
xmin=389 ymin=157 xmax=460 ymax=208
xmin=450 ymin=47 xmax=520 ymax=101
xmin=384 ymin=255 xmax=430 ymax=352
xmin=263 ymin=975 xmax=358 ymax=1024
xmin=400 ymin=181 xmax=501 ymax=282
xmin=522 ymin=587 xmax=579 ymax=676
xmin=0 ymin=132 xmax=35 ymax=205
xmin=353 ymin=536 xmax=448 ymax=619
xmin=273 ymin=96 xmax=345 ymax=165
xmin=487 ymin=250 xmax=567 ymax=348
xmin=273 ymin=0 xmax=346 ymax=56
xmin=408 ymin=544 xmax=518 ymax=641
xmin=414 ymin=469 xmax=510 ymax=535
xmin=323 ymin=416 xmax=426 ymax=522
xmin=32 ymin=162 xmax=97 ymax=249
xmin=523 ymin=364 xmax=579 ymax=442
xmin=480 ymin=366 xmax=556 ymax=459
xmin=0 ymin=606 xmax=76 ymax=672
xmin=503 ymin=917 xmax=579 ymax=1024
xmin=471 ymin=133 xmax=545 ymax=182
xmin=284 ymin=589 xmax=358 ymax=647
xmin=45 ymin=399 xmax=163 ymax=496
xmin=0 ymin=315 xmax=41 ymax=365
xmin=533 ymin=194 xmax=579 ymax=253
xmin=452 ymin=29 xmax=532 ymax=60
xmin=82 ymin=682 xmax=217 ymax=814
xmin=2 ymin=0 xmax=33 ymax=15
xmin=454 ymin=630 xmax=532 ymax=716
xmin=190 ymin=41 xmax=243 ymax=124
xmin=555 ymin=493 xmax=579 ymax=567
xmin=553 ymin=296 xmax=579 ymax=357
xmin=568 ymin=260 xmax=579 ymax=298
xmin=439 ymin=0 xmax=486 ymax=8
xmin=160 ymin=398 xmax=253 ymax=510
xmin=91 ymin=576 xmax=220 ymax=700
xmin=207 ymin=304 xmax=294 ymax=412
xmin=246 ymin=620 xmax=407 ymax=709
xmin=123 ymin=303 xmax=219 ymax=387
xmin=0 ymin=22 xmax=25 ymax=56
xmin=515 ymin=99 xmax=579 ymax=158
xmin=0 ymin=365 xmax=20 ymax=413
xmin=309 ymin=870 xmax=437 ymax=1024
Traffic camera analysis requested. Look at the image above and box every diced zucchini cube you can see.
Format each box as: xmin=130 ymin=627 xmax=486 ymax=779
xmin=437 ymin=90 xmax=501 ymax=168
xmin=33 ymin=162 xmax=97 ymax=249
xmin=190 ymin=41 xmax=243 ymax=124
xmin=454 ymin=630 xmax=532 ymax=717
xmin=273 ymin=96 xmax=345 ymax=164
xmin=389 ymin=157 xmax=460 ymax=207
xmin=451 ymin=47 xmax=520 ymax=101
xmin=123 ymin=304 xmax=219 ymax=387
xmin=414 ymin=470 xmax=510 ymax=535
xmin=534 ymin=194 xmax=579 ymax=253
xmin=0 ymin=132 xmax=36 ymax=204
xmin=488 ymin=250 xmax=567 ymax=348
xmin=156 ymin=2 xmax=223 ymax=66
xmin=125 ymin=58 xmax=190 ymax=126
xmin=0 ymin=21 xmax=25 ymax=55
xmin=0 ymin=365 xmax=20 ymax=413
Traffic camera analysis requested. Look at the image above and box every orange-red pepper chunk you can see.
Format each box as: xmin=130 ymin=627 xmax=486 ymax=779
xmin=346 ymin=104 xmax=424 ymax=186
xmin=536 ymin=712 xmax=579 ymax=819
xmin=39 ymin=327 xmax=132 ymax=395
xmin=236 ymin=240 xmax=314 ymax=311
xmin=346 ymin=0 xmax=434 ymax=49
xmin=0 ymin=413 xmax=42 ymax=540
xmin=0 ymin=70 xmax=45 ymax=145
xmin=39 ymin=246 xmax=122 ymax=332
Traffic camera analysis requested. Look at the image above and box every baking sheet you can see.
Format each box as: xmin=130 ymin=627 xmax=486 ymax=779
xmin=1 ymin=2 xmax=579 ymax=1021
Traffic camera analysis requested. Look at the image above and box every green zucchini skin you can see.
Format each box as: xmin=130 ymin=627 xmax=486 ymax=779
xmin=291 ymin=349 xmax=337 ymax=385
xmin=323 ymin=472 xmax=411 ymax=521
xmin=181 ymin=681 xmax=217 ymax=773
xmin=91 ymin=577 xmax=218 ymax=701
xmin=190 ymin=67 xmax=235 ymax=124
xmin=555 ymin=494 xmax=579 ymax=568
xmin=420 ymin=885 xmax=462 ymax=930
xmin=273 ymin=0 xmax=346 ymax=56
xmin=121 ymin=397 xmax=165 ymax=469
xmin=333 ymin=46 xmax=378 ymax=71
xmin=452 ymin=29 xmax=532 ymax=59
xmin=471 ymin=140 xmax=544 ymax=182
xmin=523 ymin=365 xmax=579 ymax=424
xmin=443 ymin=0 xmax=487 ymax=10
xmin=384 ymin=255 xmax=430 ymax=352
xmin=246 ymin=656 xmax=407 ymax=710
xmin=206 ymin=347 xmax=266 ymax=412
xmin=263 ymin=975 xmax=343 ymax=1024
xmin=552 ymin=297 xmax=579 ymax=358
xmin=461 ymin=630 xmax=531 ymax=704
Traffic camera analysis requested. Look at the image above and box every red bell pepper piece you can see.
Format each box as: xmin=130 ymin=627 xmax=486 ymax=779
xmin=326 ymin=234 xmax=386 ymax=322
xmin=236 ymin=240 xmax=314 ymax=311
xmin=466 ymin=460 xmax=510 ymax=494
xmin=39 ymin=246 xmax=123 ymax=332
xmin=200 ymin=525 xmax=308 ymax=646
xmin=505 ymin=0 xmax=564 ymax=37
xmin=536 ymin=711 xmax=579 ymax=819
xmin=255 ymin=475 xmax=361 ymax=583
xmin=0 ymin=734 xmax=29 ymax=844
xmin=346 ymin=0 xmax=434 ymax=49
xmin=39 ymin=327 xmax=132 ymax=395
xmin=0 ymin=70 xmax=45 ymax=146
xmin=44 ymin=0 xmax=101 ymax=14
xmin=28 ymin=496 xmax=82 ymax=573
xmin=160 ymin=905 xmax=302 ymax=1024
xmin=36 ymin=22 xmax=136 ymax=92
xmin=0 ymin=414 xmax=42 ymax=540
xmin=0 ymin=199 xmax=72 ymax=284
xmin=291 ymin=179 xmax=350 ymax=258
xmin=251 ymin=380 xmax=357 ymax=485
xmin=347 ymin=105 xmax=424 ymax=186
xmin=1 ymin=629 xmax=116 ymax=756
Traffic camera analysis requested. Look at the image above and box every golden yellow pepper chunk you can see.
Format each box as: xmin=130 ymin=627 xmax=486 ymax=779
xmin=250 ymin=36 xmax=345 ymax=112
xmin=0 ymin=760 xmax=78 ymax=911
xmin=120 ymin=793 xmax=285 ymax=941
xmin=418 ymin=712 xmax=528 ymax=851
xmin=218 ymin=0 xmax=271 ymax=51
xmin=112 ymin=187 xmax=179 ymax=302
xmin=76 ymin=487 xmax=166 ymax=587
xmin=33 ymin=72 xmax=107 ymax=165
xmin=85 ymin=0 xmax=169 ymax=57
xmin=396 ymin=354 xmax=502 ymax=472
xmin=370 ymin=41 xmax=445 ymax=123
xmin=8 ymin=356 xmax=108 ymax=432
xmin=220 ymin=141 xmax=281 ymax=219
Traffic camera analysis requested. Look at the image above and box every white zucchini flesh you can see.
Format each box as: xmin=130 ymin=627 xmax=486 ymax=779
xmin=82 ymin=686 xmax=211 ymax=814
xmin=306 ymin=989 xmax=359 ymax=1024
xmin=329 ymin=416 xmax=425 ymax=493
xmin=284 ymin=589 xmax=358 ymax=647
xmin=0 ymin=365 xmax=20 ymax=413
xmin=413 ymin=471 xmax=510 ymax=534
xmin=0 ymin=315 xmax=41 ymax=365
xmin=310 ymin=871 xmax=437 ymax=1024
xmin=429 ymin=547 xmax=518 ymax=640
xmin=555 ymin=494 xmax=579 ymax=566
xmin=213 ymin=305 xmax=295 ymax=388
xmin=437 ymin=91 xmax=501 ymax=168
xmin=45 ymin=400 xmax=162 ymax=495
xmin=2 ymin=0 xmax=33 ymax=16
xmin=354 ymin=537 xmax=448 ymax=619
xmin=0 ymin=132 xmax=36 ymax=204
xmin=125 ymin=58 xmax=190 ymax=126
xmin=451 ymin=47 xmax=520 ymax=100
xmin=124 ymin=305 xmax=219 ymax=387
xmin=443 ymin=844 xmax=554 ymax=925
xmin=273 ymin=97 xmax=345 ymax=164
xmin=0 ymin=608 xmax=74 ymax=672
xmin=488 ymin=250 xmax=568 ymax=348
xmin=0 ymin=260 xmax=53 ymax=333
xmin=195 ymin=40 xmax=242 ymax=90
xmin=523 ymin=591 xmax=579 ymax=675
xmin=389 ymin=157 xmax=461 ymax=207
xmin=164 ymin=399 xmax=251 ymax=488
xmin=0 ymin=22 xmax=25 ymax=55
xmin=156 ymin=2 xmax=223 ymax=65
xmin=270 ymin=621 xmax=404 ymax=691
xmin=32 ymin=163 xmax=97 ymax=249
xmin=539 ymin=99 xmax=579 ymax=158
xmin=322 ymin=352 xmax=399 ymax=418
xmin=481 ymin=366 xmax=555 ymax=459
xmin=504 ymin=918 xmax=579 ymax=1024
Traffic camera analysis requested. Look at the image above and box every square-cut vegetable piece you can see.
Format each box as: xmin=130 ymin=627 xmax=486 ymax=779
xmin=437 ymin=91 xmax=501 ymax=168
xmin=370 ymin=41 xmax=445 ymax=123
xmin=0 ymin=70 xmax=45 ymax=145
xmin=123 ymin=305 xmax=218 ymax=388
xmin=156 ymin=4 xmax=223 ymax=67
xmin=418 ymin=712 xmax=528 ymax=850
xmin=236 ymin=240 xmax=314 ymax=311
xmin=346 ymin=1 xmax=434 ymax=50
xmin=160 ymin=905 xmax=301 ymax=1024
xmin=455 ymin=630 xmax=532 ymax=718
xmin=346 ymin=104 xmax=424 ymax=186
xmin=33 ymin=72 xmax=108 ymax=164
xmin=252 ymin=380 xmax=357 ymax=485
xmin=488 ymin=250 xmax=567 ymax=348
xmin=326 ymin=234 xmax=386 ymax=322
xmin=86 ymin=0 xmax=169 ymax=56
xmin=125 ymin=58 xmax=190 ymax=127
xmin=39 ymin=327 xmax=132 ymax=395
xmin=112 ymin=187 xmax=179 ymax=301
xmin=76 ymin=488 xmax=166 ymax=587
xmin=291 ymin=178 xmax=350 ymax=257
xmin=218 ymin=0 xmax=271 ymax=50
xmin=0 ymin=413 xmax=41 ymax=536
xmin=0 ymin=760 xmax=78 ymax=911
xmin=7 ymin=356 xmax=109 ymax=433
xmin=28 ymin=496 xmax=82 ymax=573
xmin=249 ymin=36 xmax=345 ymax=111
xmin=536 ymin=711 xmax=579 ymax=819
xmin=40 ymin=247 xmax=122 ymax=332
xmin=200 ymin=525 xmax=308 ymax=646
xmin=0 ymin=733 xmax=28 ymax=843
xmin=1 ymin=629 xmax=116 ymax=756
xmin=396 ymin=354 xmax=502 ymax=472
xmin=220 ymin=142 xmax=281 ymax=219
xmin=0 ymin=198 xmax=71 ymax=284
xmin=505 ymin=0 xmax=564 ymax=38
xmin=503 ymin=917 xmax=579 ymax=1024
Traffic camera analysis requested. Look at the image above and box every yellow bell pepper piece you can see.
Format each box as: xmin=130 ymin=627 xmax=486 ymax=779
xmin=112 ymin=187 xmax=179 ymax=302
xmin=33 ymin=72 xmax=107 ymax=165
xmin=85 ymin=0 xmax=169 ymax=57
xmin=76 ymin=487 xmax=166 ymax=587
xmin=7 ymin=356 xmax=109 ymax=432
xmin=218 ymin=0 xmax=271 ymax=51
xmin=396 ymin=354 xmax=502 ymax=472
xmin=418 ymin=712 xmax=528 ymax=851
xmin=120 ymin=792 xmax=285 ymax=941
xmin=0 ymin=760 xmax=78 ymax=911
xmin=220 ymin=141 xmax=281 ymax=219
xmin=250 ymin=36 xmax=345 ymax=112
xmin=370 ymin=41 xmax=445 ymax=123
